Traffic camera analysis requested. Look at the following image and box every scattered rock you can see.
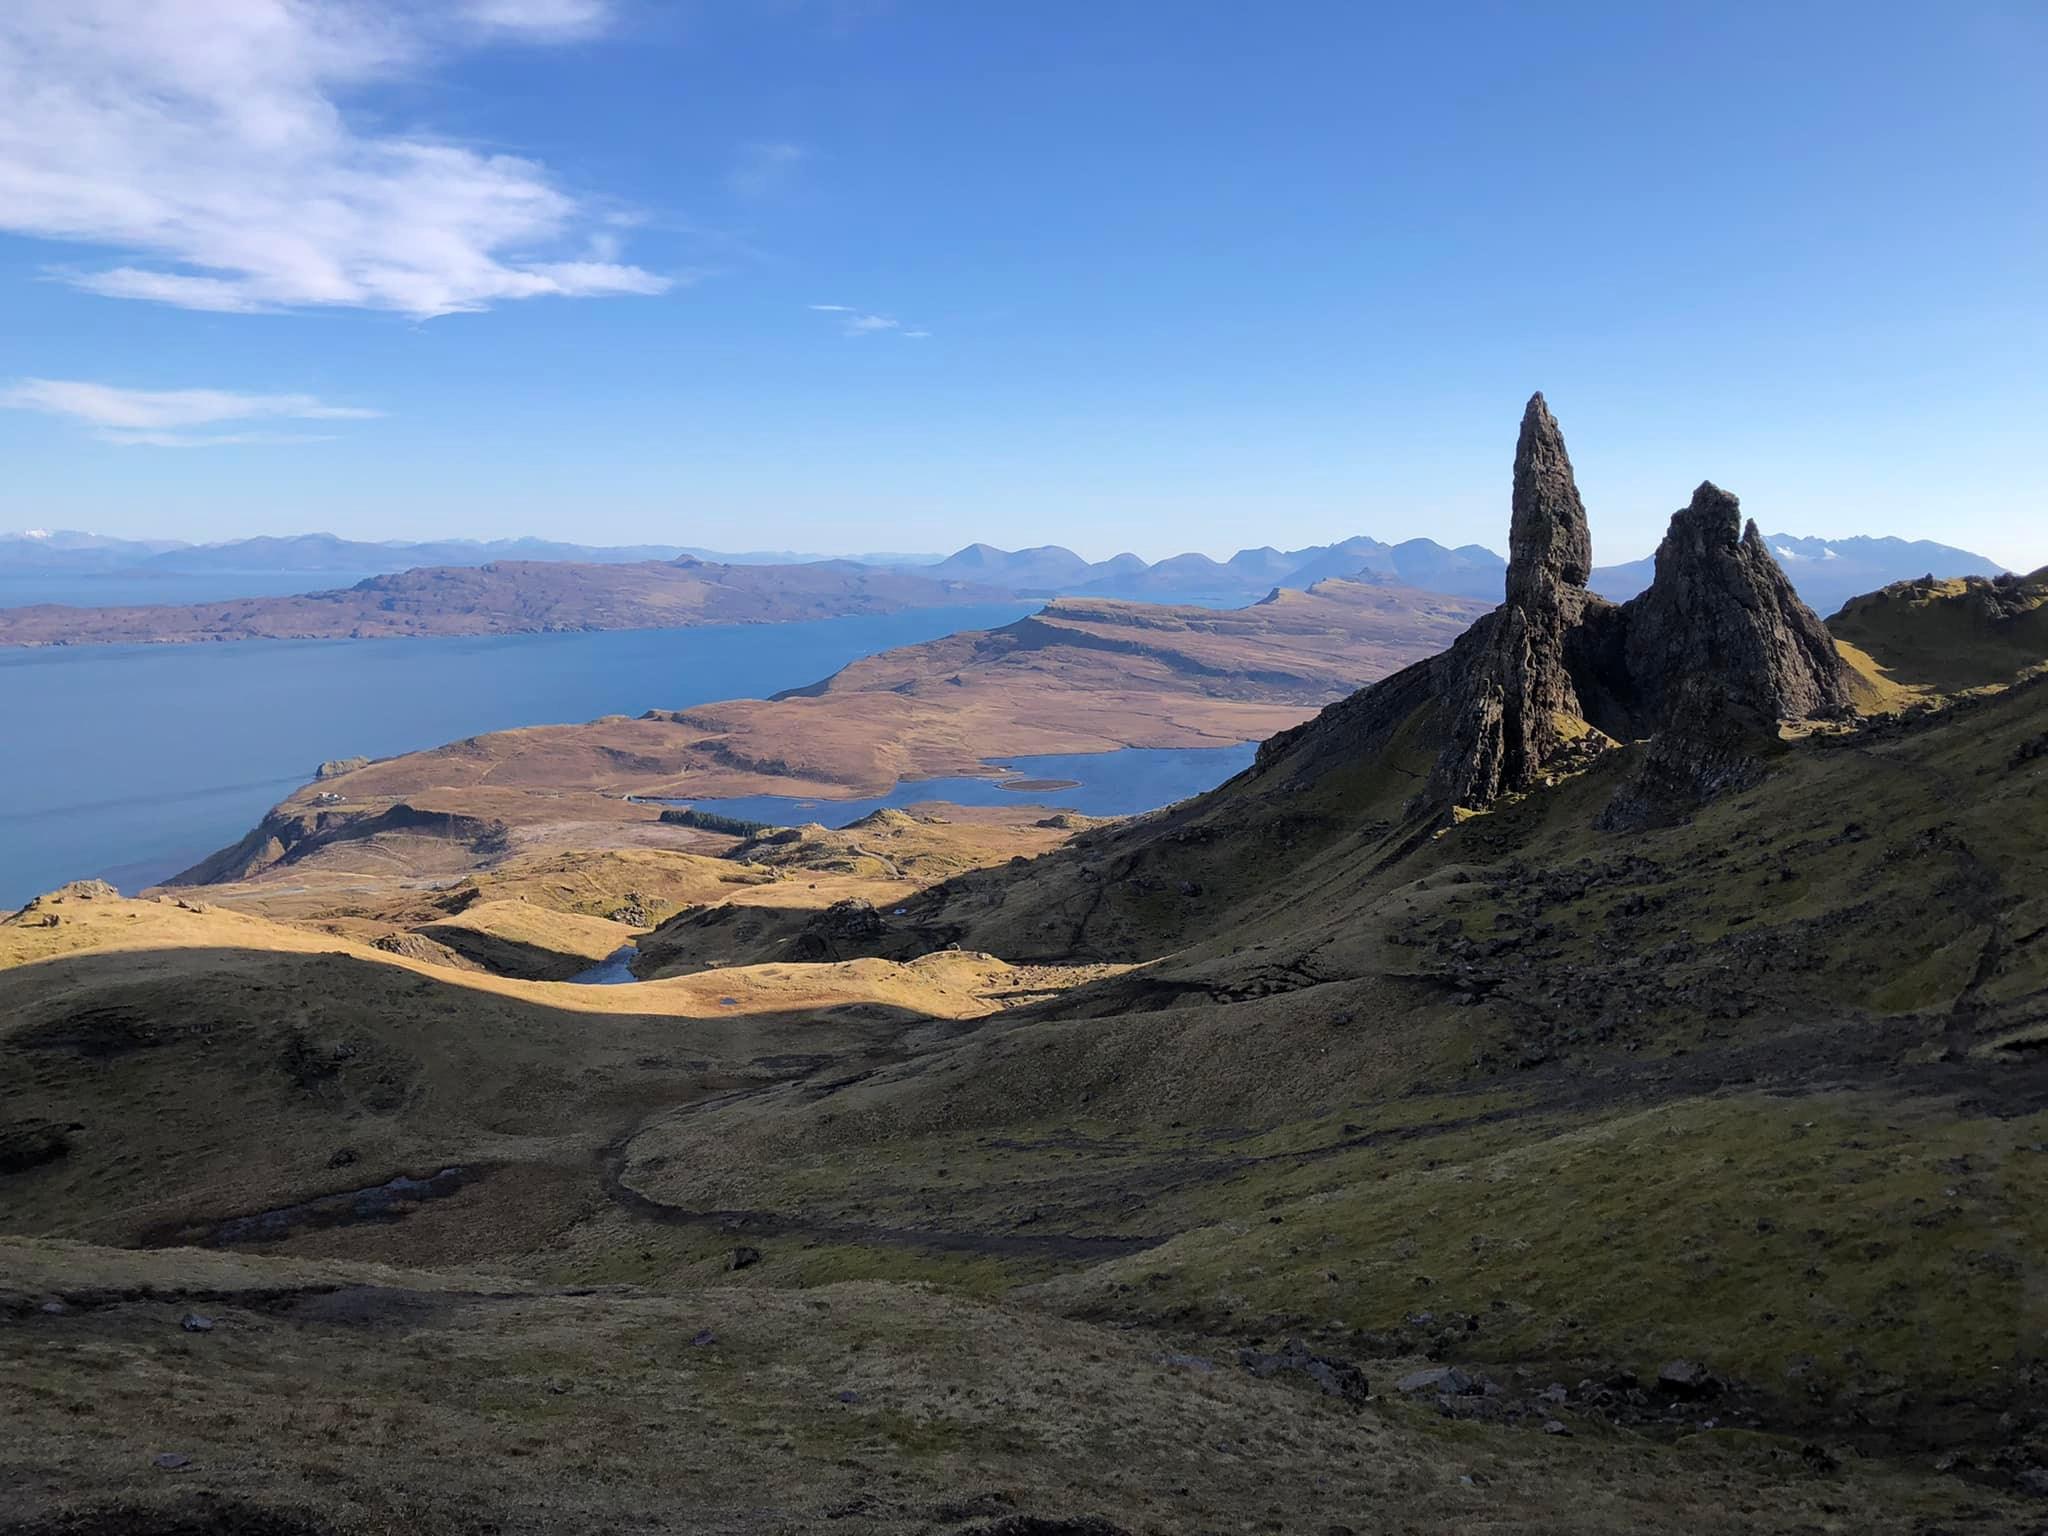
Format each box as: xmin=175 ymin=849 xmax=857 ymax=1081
xmin=1237 ymin=1338 xmax=1369 ymax=1405
xmin=727 ymin=1245 xmax=762 ymax=1271
xmin=1542 ymin=1419 xmax=1572 ymax=1436
xmin=1157 ymin=1352 xmax=1215 ymax=1373
xmin=1396 ymin=1365 xmax=1477 ymax=1396
xmin=152 ymin=1452 xmax=193 ymax=1472
xmin=181 ymin=1313 xmax=215 ymax=1333
xmin=327 ymin=1146 xmax=358 ymax=1169
xmin=836 ymin=1389 xmax=862 ymax=1405
xmin=690 ymin=1328 xmax=716 ymax=1347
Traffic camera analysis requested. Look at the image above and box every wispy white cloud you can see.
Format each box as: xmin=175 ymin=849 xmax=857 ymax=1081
xmin=97 ymin=430 xmax=345 ymax=449
xmin=0 ymin=1 xmax=667 ymax=317
xmin=1 ymin=378 xmax=381 ymax=447
xmin=462 ymin=0 xmax=614 ymax=40
xmin=808 ymin=303 xmax=928 ymax=338
xmin=731 ymin=140 xmax=806 ymax=199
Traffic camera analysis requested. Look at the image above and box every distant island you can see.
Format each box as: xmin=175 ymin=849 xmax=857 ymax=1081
xmin=0 ymin=556 xmax=1009 ymax=646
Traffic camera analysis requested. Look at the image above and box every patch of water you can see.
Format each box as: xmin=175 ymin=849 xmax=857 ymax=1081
xmin=568 ymin=944 xmax=640 ymax=985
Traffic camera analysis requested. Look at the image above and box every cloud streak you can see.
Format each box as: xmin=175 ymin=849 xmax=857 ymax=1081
xmin=0 ymin=1 xmax=667 ymax=317
xmin=462 ymin=0 xmax=614 ymax=39
xmin=1 ymin=378 xmax=381 ymax=447
xmin=809 ymin=303 xmax=930 ymax=338
xmin=730 ymin=141 xmax=806 ymax=199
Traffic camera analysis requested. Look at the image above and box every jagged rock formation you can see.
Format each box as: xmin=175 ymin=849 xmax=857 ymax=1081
xmin=1266 ymin=393 xmax=1854 ymax=828
xmin=1427 ymin=394 xmax=1609 ymax=806
xmin=1595 ymin=483 xmax=1855 ymax=828
xmin=1622 ymin=482 xmax=1851 ymax=729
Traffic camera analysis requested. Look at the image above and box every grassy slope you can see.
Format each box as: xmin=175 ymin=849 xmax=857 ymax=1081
xmin=596 ymin=673 xmax=2048 ymax=1430
xmin=1829 ymin=569 xmax=2048 ymax=696
xmin=10 ymin=1239 xmax=2013 ymax=1536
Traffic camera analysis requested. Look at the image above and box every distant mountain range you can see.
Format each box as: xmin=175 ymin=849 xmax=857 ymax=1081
xmin=0 ymin=526 xmax=2008 ymax=617
xmin=919 ymin=538 xmax=1512 ymax=602
xmin=915 ymin=533 xmax=2008 ymax=614
xmin=0 ymin=530 xmax=941 ymax=576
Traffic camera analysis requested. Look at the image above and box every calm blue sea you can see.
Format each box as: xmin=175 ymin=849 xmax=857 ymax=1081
xmin=0 ymin=605 xmax=1038 ymax=907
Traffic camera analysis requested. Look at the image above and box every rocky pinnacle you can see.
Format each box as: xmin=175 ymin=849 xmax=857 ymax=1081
xmin=1425 ymin=393 xmax=1600 ymax=807
xmin=1621 ymin=481 xmax=1853 ymax=729
xmin=1507 ymin=392 xmax=1593 ymax=600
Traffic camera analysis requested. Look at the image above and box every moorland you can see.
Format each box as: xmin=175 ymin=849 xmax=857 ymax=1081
xmin=3 ymin=397 xmax=2045 ymax=1536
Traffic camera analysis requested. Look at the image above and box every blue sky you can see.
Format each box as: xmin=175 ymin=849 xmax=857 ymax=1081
xmin=0 ymin=1 xmax=2042 ymax=568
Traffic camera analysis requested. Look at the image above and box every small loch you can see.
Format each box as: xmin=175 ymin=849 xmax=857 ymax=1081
xmin=656 ymin=742 xmax=1258 ymax=830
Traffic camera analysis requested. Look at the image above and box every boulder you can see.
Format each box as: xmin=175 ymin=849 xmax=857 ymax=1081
xmin=1655 ymin=1359 xmax=1721 ymax=1398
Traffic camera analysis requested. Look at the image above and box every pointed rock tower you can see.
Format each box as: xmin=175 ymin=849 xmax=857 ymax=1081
xmin=1595 ymin=481 xmax=1853 ymax=827
xmin=1426 ymin=393 xmax=1605 ymax=806
xmin=1622 ymin=482 xmax=1851 ymax=726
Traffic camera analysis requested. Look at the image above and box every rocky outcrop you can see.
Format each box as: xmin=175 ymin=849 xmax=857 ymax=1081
xmin=1596 ymin=483 xmax=1853 ymax=828
xmin=168 ymin=803 xmax=509 ymax=887
xmin=1621 ymin=483 xmax=1851 ymax=729
xmin=1261 ymin=393 xmax=1856 ymax=828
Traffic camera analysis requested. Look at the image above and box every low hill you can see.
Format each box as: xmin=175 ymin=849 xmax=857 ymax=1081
xmin=1828 ymin=567 xmax=2048 ymax=694
xmin=0 ymin=557 xmax=1007 ymax=646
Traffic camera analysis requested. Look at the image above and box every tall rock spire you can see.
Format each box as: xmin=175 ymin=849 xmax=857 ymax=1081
xmin=1425 ymin=393 xmax=1601 ymax=807
xmin=1507 ymin=391 xmax=1593 ymax=600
